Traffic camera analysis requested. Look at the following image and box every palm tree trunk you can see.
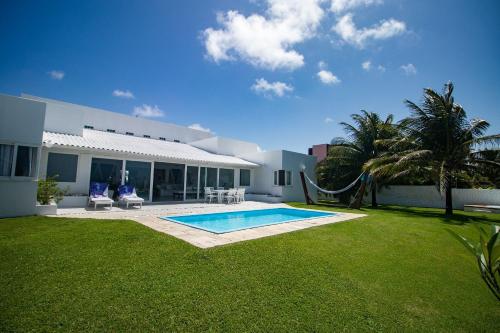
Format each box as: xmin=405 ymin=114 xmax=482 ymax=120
xmin=371 ymin=183 xmax=378 ymax=208
xmin=445 ymin=182 xmax=453 ymax=216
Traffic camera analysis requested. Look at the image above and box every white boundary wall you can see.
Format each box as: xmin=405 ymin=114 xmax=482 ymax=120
xmin=365 ymin=186 xmax=500 ymax=209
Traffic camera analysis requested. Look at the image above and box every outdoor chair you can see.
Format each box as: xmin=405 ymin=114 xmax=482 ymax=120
xmin=205 ymin=187 xmax=217 ymax=203
xmin=118 ymin=185 xmax=144 ymax=209
xmin=88 ymin=182 xmax=113 ymax=209
xmin=224 ymin=189 xmax=238 ymax=204
xmin=236 ymin=188 xmax=246 ymax=203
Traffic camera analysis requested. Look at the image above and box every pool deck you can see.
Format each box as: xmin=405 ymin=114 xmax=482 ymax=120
xmin=55 ymin=201 xmax=366 ymax=248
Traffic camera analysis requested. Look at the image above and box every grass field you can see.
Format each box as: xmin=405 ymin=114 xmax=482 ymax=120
xmin=1 ymin=204 xmax=499 ymax=332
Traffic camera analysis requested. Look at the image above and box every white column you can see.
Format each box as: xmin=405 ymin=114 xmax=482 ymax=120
xmin=216 ymin=167 xmax=220 ymax=188
xmin=121 ymin=160 xmax=126 ymax=185
xmin=183 ymin=164 xmax=187 ymax=201
xmin=148 ymin=161 xmax=154 ymax=202
xmin=197 ymin=166 xmax=201 ymax=200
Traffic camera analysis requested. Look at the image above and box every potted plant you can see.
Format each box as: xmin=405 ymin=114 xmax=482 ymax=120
xmin=36 ymin=176 xmax=67 ymax=215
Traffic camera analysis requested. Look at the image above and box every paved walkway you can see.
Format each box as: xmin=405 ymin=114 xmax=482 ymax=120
xmin=55 ymin=202 xmax=366 ymax=248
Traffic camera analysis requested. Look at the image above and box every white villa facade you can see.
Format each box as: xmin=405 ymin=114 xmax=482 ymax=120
xmin=0 ymin=93 xmax=317 ymax=217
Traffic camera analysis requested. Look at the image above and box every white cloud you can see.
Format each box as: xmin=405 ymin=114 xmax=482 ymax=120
xmin=317 ymin=70 xmax=341 ymax=85
xmin=318 ymin=60 xmax=327 ymax=69
xmin=330 ymin=0 xmax=383 ymax=13
xmin=132 ymin=104 xmax=164 ymax=118
xmin=48 ymin=70 xmax=65 ymax=80
xmin=362 ymin=60 xmax=371 ymax=71
xmin=188 ymin=123 xmax=212 ymax=133
xmin=112 ymin=89 xmax=135 ymax=99
xmin=333 ymin=13 xmax=406 ymax=48
xmin=400 ymin=63 xmax=417 ymax=75
xmin=377 ymin=64 xmax=386 ymax=72
xmin=251 ymin=78 xmax=293 ymax=97
xmin=203 ymin=0 xmax=325 ymax=70
xmin=324 ymin=117 xmax=334 ymax=123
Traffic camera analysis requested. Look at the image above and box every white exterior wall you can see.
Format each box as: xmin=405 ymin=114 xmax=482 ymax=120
xmin=0 ymin=94 xmax=46 ymax=217
xmin=240 ymin=150 xmax=283 ymax=197
xmin=22 ymin=94 xmax=214 ymax=143
xmin=39 ymin=147 xmax=92 ymax=195
xmin=281 ymin=150 xmax=318 ymax=202
xmin=238 ymin=150 xmax=317 ymax=202
xmin=365 ymin=185 xmax=500 ymax=210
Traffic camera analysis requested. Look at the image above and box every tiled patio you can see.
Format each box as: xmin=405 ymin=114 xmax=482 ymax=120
xmin=54 ymin=201 xmax=366 ymax=248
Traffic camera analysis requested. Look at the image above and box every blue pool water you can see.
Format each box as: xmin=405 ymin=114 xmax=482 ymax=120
xmin=162 ymin=208 xmax=336 ymax=234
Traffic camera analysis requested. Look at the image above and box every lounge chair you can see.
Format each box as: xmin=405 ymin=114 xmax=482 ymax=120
xmin=88 ymin=182 xmax=113 ymax=209
xmin=118 ymin=185 xmax=144 ymax=208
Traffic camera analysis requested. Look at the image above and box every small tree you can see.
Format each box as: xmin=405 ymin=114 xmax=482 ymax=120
xmin=37 ymin=176 xmax=66 ymax=205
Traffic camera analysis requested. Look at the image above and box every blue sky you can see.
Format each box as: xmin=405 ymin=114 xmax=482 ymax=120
xmin=1 ymin=0 xmax=499 ymax=153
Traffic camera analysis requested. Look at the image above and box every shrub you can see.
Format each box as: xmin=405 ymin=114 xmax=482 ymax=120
xmin=37 ymin=176 xmax=67 ymax=205
xmin=448 ymin=224 xmax=500 ymax=300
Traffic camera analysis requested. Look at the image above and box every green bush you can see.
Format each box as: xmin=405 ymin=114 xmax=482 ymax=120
xmin=37 ymin=176 xmax=67 ymax=205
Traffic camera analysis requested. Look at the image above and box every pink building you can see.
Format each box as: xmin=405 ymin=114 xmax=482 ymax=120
xmin=307 ymin=144 xmax=330 ymax=162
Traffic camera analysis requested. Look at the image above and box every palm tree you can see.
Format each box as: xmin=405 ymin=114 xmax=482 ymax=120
xmin=321 ymin=110 xmax=397 ymax=208
xmin=366 ymin=82 xmax=500 ymax=215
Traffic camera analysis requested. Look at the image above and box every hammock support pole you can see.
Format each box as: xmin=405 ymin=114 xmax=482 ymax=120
xmin=300 ymin=171 xmax=315 ymax=205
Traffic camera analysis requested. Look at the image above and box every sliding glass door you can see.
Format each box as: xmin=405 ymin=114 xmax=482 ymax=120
xmin=199 ymin=167 xmax=217 ymax=198
xmin=90 ymin=158 xmax=122 ymax=199
xmin=185 ymin=166 xmax=199 ymax=200
xmin=152 ymin=162 xmax=185 ymax=201
xmin=125 ymin=161 xmax=151 ymax=200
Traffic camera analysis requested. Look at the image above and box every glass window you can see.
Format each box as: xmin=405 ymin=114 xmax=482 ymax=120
xmin=46 ymin=153 xmax=78 ymax=182
xmin=240 ymin=169 xmax=250 ymax=186
xmin=15 ymin=146 xmax=37 ymax=177
xmin=206 ymin=167 xmax=217 ymax=188
xmin=286 ymin=171 xmax=292 ymax=186
xmin=90 ymin=158 xmax=123 ymax=199
xmin=152 ymin=162 xmax=184 ymax=201
xmin=273 ymin=170 xmax=286 ymax=186
xmin=0 ymin=144 xmax=14 ymax=176
xmin=125 ymin=161 xmax=151 ymax=200
xmin=218 ymin=168 xmax=234 ymax=189
xmin=186 ymin=166 xmax=199 ymax=200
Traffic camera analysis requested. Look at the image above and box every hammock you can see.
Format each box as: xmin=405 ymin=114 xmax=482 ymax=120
xmin=303 ymin=172 xmax=365 ymax=195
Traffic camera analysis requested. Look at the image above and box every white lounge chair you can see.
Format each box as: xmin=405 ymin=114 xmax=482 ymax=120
xmin=118 ymin=185 xmax=144 ymax=209
xmin=88 ymin=182 xmax=113 ymax=209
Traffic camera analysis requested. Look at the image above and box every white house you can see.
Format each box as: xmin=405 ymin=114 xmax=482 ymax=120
xmin=0 ymin=93 xmax=317 ymax=217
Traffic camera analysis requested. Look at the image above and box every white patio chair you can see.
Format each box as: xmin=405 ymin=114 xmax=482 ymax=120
xmin=205 ymin=187 xmax=217 ymax=203
xmin=236 ymin=188 xmax=246 ymax=203
xmin=224 ymin=189 xmax=237 ymax=204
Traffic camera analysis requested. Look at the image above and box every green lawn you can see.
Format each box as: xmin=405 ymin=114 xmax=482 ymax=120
xmin=1 ymin=204 xmax=499 ymax=332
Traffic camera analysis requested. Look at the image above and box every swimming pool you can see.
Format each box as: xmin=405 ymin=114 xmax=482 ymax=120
xmin=162 ymin=208 xmax=336 ymax=233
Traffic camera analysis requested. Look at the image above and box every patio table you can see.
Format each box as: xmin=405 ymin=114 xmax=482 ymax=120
xmin=212 ymin=189 xmax=229 ymax=204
